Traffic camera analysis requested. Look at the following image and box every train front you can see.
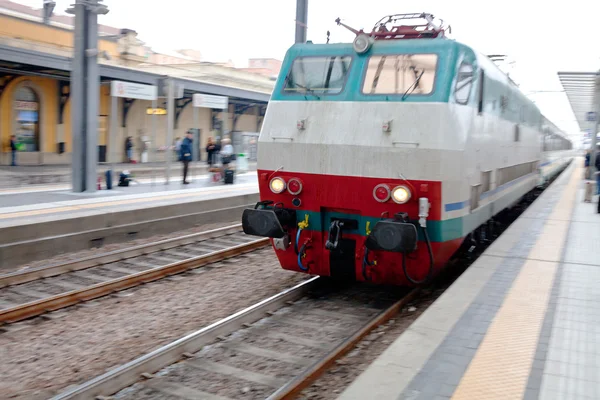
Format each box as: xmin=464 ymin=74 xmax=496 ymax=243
xmin=242 ymin=36 xmax=462 ymax=286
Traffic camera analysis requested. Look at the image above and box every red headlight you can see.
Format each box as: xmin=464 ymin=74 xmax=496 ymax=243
xmin=373 ymin=184 xmax=390 ymax=202
xmin=287 ymin=178 xmax=303 ymax=195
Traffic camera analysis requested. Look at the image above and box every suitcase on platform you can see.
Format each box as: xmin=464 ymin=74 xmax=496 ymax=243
xmin=224 ymin=169 xmax=234 ymax=184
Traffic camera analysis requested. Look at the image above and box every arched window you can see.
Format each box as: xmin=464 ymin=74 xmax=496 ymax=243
xmin=14 ymin=86 xmax=40 ymax=152
xmin=454 ymin=61 xmax=474 ymax=105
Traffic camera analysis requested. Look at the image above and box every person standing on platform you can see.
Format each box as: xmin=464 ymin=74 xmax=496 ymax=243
xmin=206 ymin=136 xmax=217 ymax=166
xmin=9 ymin=135 xmax=18 ymax=166
xmin=125 ymin=137 xmax=133 ymax=163
xmin=180 ymin=131 xmax=193 ymax=184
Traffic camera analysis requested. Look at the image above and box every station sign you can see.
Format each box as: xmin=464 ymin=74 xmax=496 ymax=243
xmin=193 ymin=93 xmax=228 ymax=110
xmin=111 ymin=80 xmax=158 ymax=101
xmin=146 ymin=108 xmax=167 ymax=115
xmin=586 ymin=111 xmax=597 ymax=122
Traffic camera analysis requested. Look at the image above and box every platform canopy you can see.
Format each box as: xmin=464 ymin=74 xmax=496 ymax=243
xmin=557 ymin=71 xmax=600 ymax=132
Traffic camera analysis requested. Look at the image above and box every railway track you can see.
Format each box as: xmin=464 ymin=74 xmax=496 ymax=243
xmin=0 ymin=224 xmax=268 ymax=325
xmin=51 ymin=278 xmax=418 ymax=400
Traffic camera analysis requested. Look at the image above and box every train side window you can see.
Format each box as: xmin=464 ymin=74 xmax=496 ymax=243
xmin=454 ymin=62 xmax=474 ymax=105
xmin=477 ymin=70 xmax=484 ymax=114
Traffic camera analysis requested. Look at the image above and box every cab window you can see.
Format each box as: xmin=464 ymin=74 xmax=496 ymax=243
xmin=454 ymin=61 xmax=474 ymax=104
xmin=283 ymin=56 xmax=352 ymax=95
xmin=362 ymin=54 xmax=438 ymax=95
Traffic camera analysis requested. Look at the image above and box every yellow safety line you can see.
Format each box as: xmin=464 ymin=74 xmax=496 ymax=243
xmin=0 ymin=186 xmax=254 ymax=220
xmin=451 ymin=160 xmax=581 ymax=400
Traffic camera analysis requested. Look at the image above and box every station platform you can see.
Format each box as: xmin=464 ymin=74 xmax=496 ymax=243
xmin=340 ymin=159 xmax=600 ymax=400
xmin=0 ymin=171 xmax=259 ymax=270
xmin=0 ymin=161 xmax=257 ymax=189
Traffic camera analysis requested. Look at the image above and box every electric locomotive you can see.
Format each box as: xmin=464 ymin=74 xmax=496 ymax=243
xmin=242 ymin=13 xmax=572 ymax=286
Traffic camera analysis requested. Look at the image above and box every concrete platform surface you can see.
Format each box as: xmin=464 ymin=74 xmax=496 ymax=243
xmin=0 ymin=171 xmax=259 ymax=268
xmin=339 ymin=159 xmax=600 ymax=400
xmin=0 ymin=171 xmax=258 ymax=212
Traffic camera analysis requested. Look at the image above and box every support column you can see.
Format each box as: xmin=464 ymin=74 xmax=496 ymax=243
xmin=151 ymin=98 xmax=157 ymax=185
xmin=591 ymin=96 xmax=599 ymax=173
xmin=222 ymin=103 xmax=230 ymax=138
xmin=70 ymin=1 xmax=85 ymax=192
xmin=110 ymin=95 xmax=117 ymax=167
xmin=68 ymin=0 xmax=107 ymax=192
xmin=85 ymin=8 xmax=99 ymax=188
xmin=295 ymin=0 xmax=308 ymax=44
xmin=192 ymin=106 xmax=199 ymax=162
xmin=165 ymin=78 xmax=174 ymax=184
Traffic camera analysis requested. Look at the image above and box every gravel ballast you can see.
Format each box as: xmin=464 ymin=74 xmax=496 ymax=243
xmin=0 ymin=245 xmax=307 ymax=400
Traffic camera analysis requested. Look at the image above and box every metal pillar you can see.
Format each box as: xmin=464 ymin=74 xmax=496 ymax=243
xmin=591 ymin=89 xmax=600 ymax=174
xmin=295 ymin=0 xmax=308 ymax=44
xmin=192 ymin=107 xmax=199 ymax=162
xmin=70 ymin=1 xmax=85 ymax=192
xmin=110 ymin=95 xmax=117 ymax=167
xmin=151 ymin=98 xmax=157 ymax=185
xmin=68 ymin=0 xmax=108 ymax=192
xmin=165 ymin=78 xmax=175 ymax=184
xmin=223 ymin=105 xmax=229 ymax=139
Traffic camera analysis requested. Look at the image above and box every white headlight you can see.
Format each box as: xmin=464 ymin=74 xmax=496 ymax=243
xmin=392 ymin=186 xmax=411 ymax=204
xmin=353 ymin=34 xmax=373 ymax=54
xmin=269 ymin=177 xmax=286 ymax=194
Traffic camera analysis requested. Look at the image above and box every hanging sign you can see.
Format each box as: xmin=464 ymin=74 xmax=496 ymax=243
xmin=146 ymin=108 xmax=167 ymax=115
xmin=111 ymin=80 xmax=158 ymax=101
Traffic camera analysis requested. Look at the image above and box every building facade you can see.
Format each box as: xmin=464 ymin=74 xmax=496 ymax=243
xmin=0 ymin=0 xmax=274 ymax=165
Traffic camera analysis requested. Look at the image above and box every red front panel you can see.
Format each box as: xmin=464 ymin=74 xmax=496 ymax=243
xmin=257 ymin=170 xmax=443 ymax=220
xmin=256 ymin=169 xmax=463 ymax=286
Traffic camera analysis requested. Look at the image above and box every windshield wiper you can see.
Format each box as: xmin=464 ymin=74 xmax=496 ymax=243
xmin=402 ymin=69 xmax=425 ymax=100
xmin=284 ymin=75 xmax=321 ymax=99
xmin=294 ymin=82 xmax=321 ymax=99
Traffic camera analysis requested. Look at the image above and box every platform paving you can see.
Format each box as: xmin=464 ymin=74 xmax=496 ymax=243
xmin=0 ymin=171 xmax=258 ymax=209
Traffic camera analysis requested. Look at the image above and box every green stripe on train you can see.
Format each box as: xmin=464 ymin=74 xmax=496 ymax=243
xmin=293 ymin=210 xmax=464 ymax=243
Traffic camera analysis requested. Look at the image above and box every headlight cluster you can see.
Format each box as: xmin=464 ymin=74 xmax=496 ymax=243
xmin=269 ymin=177 xmax=303 ymax=195
xmin=372 ymin=184 xmax=411 ymax=204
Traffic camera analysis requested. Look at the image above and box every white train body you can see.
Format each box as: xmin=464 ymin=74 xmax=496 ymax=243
xmin=243 ymin=34 xmax=572 ymax=286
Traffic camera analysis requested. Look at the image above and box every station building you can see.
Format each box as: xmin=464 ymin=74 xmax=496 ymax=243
xmin=0 ymin=0 xmax=273 ymax=165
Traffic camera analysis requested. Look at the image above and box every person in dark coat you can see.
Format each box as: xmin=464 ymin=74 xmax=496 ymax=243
xmin=125 ymin=137 xmax=133 ymax=163
xmin=180 ymin=131 xmax=193 ymax=184
xmin=10 ymin=135 xmax=17 ymax=166
xmin=206 ymin=136 xmax=216 ymax=166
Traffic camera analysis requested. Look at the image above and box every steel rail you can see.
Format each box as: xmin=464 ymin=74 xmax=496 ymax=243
xmin=267 ymin=288 xmax=421 ymax=400
xmin=51 ymin=277 xmax=320 ymax=400
xmin=0 ymin=237 xmax=269 ymax=324
xmin=0 ymin=224 xmax=245 ymax=288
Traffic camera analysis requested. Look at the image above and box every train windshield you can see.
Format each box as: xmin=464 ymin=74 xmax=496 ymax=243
xmin=362 ymin=54 xmax=438 ymax=96
xmin=283 ymin=56 xmax=352 ymax=96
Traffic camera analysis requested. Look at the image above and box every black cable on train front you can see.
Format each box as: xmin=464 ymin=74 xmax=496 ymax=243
xmin=402 ymin=225 xmax=435 ymax=285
